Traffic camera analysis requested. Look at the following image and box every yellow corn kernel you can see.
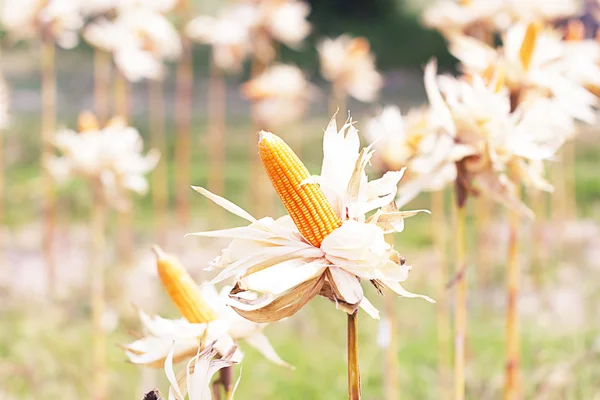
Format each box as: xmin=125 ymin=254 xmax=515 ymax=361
xmin=78 ymin=111 xmax=99 ymax=133
xmin=153 ymin=245 xmax=218 ymax=323
xmin=519 ymin=22 xmax=540 ymax=72
xmin=258 ymin=131 xmax=342 ymax=247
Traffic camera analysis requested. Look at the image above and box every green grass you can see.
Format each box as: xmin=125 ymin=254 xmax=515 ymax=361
xmin=3 ymin=288 xmax=599 ymax=399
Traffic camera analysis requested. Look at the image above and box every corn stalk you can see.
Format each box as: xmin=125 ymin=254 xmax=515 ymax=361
xmin=113 ymin=71 xmax=134 ymax=270
xmin=91 ymin=179 xmax=107 ymax=400
xmin=504 ymin=177 xmax=522 ymax=400
xmin=249 ymin=57 xmax=271 ymax=217
xmin=174 ymin=0 xmax=193 ymax=227
xmin=207 ymin=55 xmax=226 ymax=225
xmin=432 ymin=190 xmax=451 ymax=397
xmin=348 ymin=311 xmax=361 ymax=400
xmin=454 ymin=203 xmax=467 ymax=400
xmin=94 ymin=49 xmax=111 ymax=125
xmin=41 ymin=33 xmax=56 ymax=296
xmin=149 ymin=79 xmax=168 ymax=246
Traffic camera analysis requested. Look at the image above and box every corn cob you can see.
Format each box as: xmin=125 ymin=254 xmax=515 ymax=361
xmin=348 ymin=37 xmax=370 ymax=59
xmin=519 ymin=22 xmax=540 ymax=72
xmin=258 ymin=131 xmax=341 ymax=247
xmin=78 ymin=111 xmax=100 ymax=133
xmin=152 ymin=245 xmax=218 ymax=323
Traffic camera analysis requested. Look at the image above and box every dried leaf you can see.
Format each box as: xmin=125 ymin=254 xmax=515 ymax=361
xmin=319 ymin=279 xmax=358 ymax=315
xmin=475 ymin=169 xmax=534 ymax=220
xmin=346 ymin=146 xmax=373 ymax=202
xmin=210 ymin=246 xmax=321 ymax=286
xmin=244 ymin=333 xmax=294 ymax=370
xmin=384 ymin=279 xmax=435 ymax=303
xmin=165 ymin=345 xmax=185 ymax=400
xmin=370 ymin=279 xmax=385 ymax=295
xmin=167 ymin=342 xmax=238 ymax=400
xmin=326 ymin=268 xmax=363 ymax=307
xmin=381 ymin=200 xmax=399 ymax=213
xmin=192 ymin=186 xmax=257 ymax=223
xmin=229 ymin=274 xmax=326 ymax=323
xmin=424 ymin=59 xmax=456 ymax=135
xmin=359 ymin=295 xmax=380 ymax=319
xmin=368 ymin=208 xmax=430 ymax=233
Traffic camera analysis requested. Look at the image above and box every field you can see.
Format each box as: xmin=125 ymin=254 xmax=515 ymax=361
xmin=1 ymin=48 xmax=600 ymax=399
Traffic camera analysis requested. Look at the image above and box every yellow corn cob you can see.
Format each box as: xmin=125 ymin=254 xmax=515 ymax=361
xmin=258 ymin=131 xmax=342 ymax=247
xmin=152 ymin=245 xmax=218 ymax=323
xmin=77 ymin=111 xmax=99 ymax=133
xmin=348 ymin=37 xmax=370 ymax=59
xmin=519 ymin=22 xmax=540 ymax=72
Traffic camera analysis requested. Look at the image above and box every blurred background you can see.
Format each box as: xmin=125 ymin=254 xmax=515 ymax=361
xmin=1 ymin=0 xmax=600 ymax=399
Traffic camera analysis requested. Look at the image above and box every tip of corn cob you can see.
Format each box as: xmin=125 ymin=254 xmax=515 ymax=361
xmin=151 ymin=244 xmax=166 ymax=260
xmin=152 ymin=245 xmax=218 ymax=324
xmin=258 ymin=130 xmax=272 ymax=144
xmin=348 ymin=37 xmax=370 ymax=57
xmin=77 ymin=111 xmax=100 ymax=133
